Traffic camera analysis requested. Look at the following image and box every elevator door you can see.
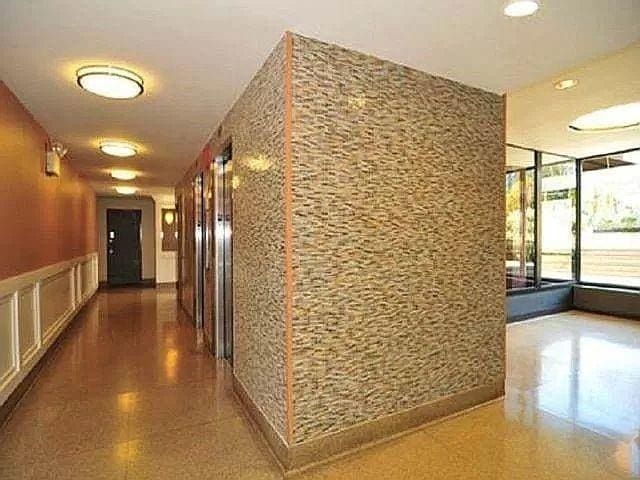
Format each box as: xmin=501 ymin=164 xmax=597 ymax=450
xmin=194 ymin=173 xmax=204 ymax=329
xmin=214 ymin=146 xmax=233 ymax=361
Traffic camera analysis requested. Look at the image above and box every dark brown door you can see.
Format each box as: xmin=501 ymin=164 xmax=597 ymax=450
xmin=107 ymin=209 xmax=142 ymax=285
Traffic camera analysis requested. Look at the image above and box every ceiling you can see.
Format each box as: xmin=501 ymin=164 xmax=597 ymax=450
xmin=507 ymin=41 xmax=640 ymax=158
xmin=1 ymin=0 xmax=639 ymax=197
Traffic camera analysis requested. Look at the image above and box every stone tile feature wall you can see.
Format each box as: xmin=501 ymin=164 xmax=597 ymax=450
xmin=289 ymin=34 xmax=505 ymax=443
xmin=207 ymin=39 xmax=288 ymax=439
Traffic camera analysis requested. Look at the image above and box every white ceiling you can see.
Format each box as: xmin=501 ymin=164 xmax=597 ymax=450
xmin=507 ymin=41 xmax=640 ymax=158
xmin=1 ymin=0 xmax=639 ymax=196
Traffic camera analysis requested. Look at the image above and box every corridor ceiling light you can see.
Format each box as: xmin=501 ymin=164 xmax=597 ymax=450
xmin=503 ymin=0 xmax=539 ymax=17
xmin=554 ymin=79 xmax=578 ymax=91
xmin=110 ymin=169 xmax=137 ymax=181
xmin=76 ymin=65 xmax=144 ymax=99
xmin=569 ymin=102 xmax=640 ymax=132
xmin=100 ymin=141 xmax=137 ymax=157
xmin=115 ymin=185 xmax=137 ymax=195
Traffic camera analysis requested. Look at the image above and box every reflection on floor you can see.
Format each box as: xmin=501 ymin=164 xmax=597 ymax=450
xmin=0 ymin=290 xmax=638 ymax=479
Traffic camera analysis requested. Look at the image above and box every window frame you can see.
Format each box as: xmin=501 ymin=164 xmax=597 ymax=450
xmin=507 ymin=144 xmax=640 ymax=294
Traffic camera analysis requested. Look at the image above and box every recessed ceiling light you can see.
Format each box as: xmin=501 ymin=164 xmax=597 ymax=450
xmin=504 ymin=0 xmax=539 ymax=17
xmin=554 ymin=79 xmax=578 ymax=90
xmin=569 ymin=102 xmax=640 ymax=132
xmin=115 ymin=185 xmax=137 ymax=195
xmin=111 ymin=169 xmax=137 ymax=181
xmin=100 ymin=141 xmax=137 ymax=157
xmin=76 ymin=65 xmax=144 ymax=99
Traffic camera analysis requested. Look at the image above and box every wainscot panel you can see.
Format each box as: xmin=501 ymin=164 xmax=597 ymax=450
xmin=0 ymin=253 xmax=98 ymax=409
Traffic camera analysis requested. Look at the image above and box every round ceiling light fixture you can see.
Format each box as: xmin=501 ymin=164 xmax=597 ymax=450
xmin=115 ymin=185 xmax=138 ymax=195
xmin=504 ymin=0 xmax=540 ymax=17
xmin=569 ymin=102 xmax=640 ymax=133
xmin=100 ymin=141 xmax=137 ymax=157
xmin=554 ymin=79 xmax=578 ymax=91
xmin=76 ymin=65 xmax=144 ymax=99
xmin=110 ymin=169 xmax=137 ymax=181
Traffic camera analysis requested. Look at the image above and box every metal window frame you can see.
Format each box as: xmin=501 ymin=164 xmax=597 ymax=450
xmin=507 ymin=144 xmax=640 ymax=294
xmin=506 ymin=144 xmax=576 ymax=294
xmin=534 ymin=150 xmax=542 ymax=288
xmin=576 ymin=146 xmax=640 ymax=290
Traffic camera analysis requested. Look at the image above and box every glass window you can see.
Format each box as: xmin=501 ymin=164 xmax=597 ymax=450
xmin=506 ymin=147 xmax=535 ymax=289
xmin=581 ymin=149 xmax=640 ymax=287
xmin=540 ymin=154 xmax=576 ymax=281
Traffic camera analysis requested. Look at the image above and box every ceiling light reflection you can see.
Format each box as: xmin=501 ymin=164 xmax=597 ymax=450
xmin=554 ymin=79 xmax=578 ymax=91
xmin=504 ymin=0 xmax=539 ymax=17
xmin=245 ymin=153 xmax=272 ymax=172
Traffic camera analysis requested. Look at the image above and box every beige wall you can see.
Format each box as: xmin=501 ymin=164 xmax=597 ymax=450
xmin=153 ymin=194 xmax=177 ymax=284
xmin=96 ymin=196 xmax=156 ymax=282
xmin=0 ymin=81 xmax=96 ymax=282
xmin=288 ymin=34 xmax=505 ymax=444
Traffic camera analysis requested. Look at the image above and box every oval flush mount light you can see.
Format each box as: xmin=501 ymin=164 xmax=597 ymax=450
xmin=76 ymin=65 xmax=144 ymax=99
xmin=111 ymin=169 xmax=137 ymax=181
xmin=569 ymin=102 xmax=640 ymax=132
xmin=115 ymin=185 xmax=137 ymax=195
xmin=554 ymin=79 xmax=578 ymax=91
xmin=100 ymin=141 xmax=137 ymax=157
xmin=504 ymin=0 xmax=539 ymax=17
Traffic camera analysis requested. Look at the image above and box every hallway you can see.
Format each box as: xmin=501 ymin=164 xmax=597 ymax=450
xmin=0 ymin=288 xmax=280 ymax=479
xmin=1 ymin=288 xmax=639 ymax=479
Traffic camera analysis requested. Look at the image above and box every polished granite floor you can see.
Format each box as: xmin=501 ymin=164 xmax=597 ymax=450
xmin=0 ymin=289 xmax=639 ymax=479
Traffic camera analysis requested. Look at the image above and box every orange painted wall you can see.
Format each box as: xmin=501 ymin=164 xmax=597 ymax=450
xmin=0 ymin=81 xmax=97 ymax=281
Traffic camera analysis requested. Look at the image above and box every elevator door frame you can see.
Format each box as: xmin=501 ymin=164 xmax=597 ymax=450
xmin=193 ymin=172 xmax=204 ymax=329
xmin=214 ymin=145 xmax=233 ymax=361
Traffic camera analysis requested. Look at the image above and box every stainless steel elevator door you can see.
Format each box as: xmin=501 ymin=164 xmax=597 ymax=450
xmin=194 ymin=172 xmax=204 ymax=329
xmin=214 ymin=146 xmax=233 ymax=361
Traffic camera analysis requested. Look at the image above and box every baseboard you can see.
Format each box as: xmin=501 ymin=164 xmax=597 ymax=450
xmin=99 ymin=278 xmax=157 ymax=289
xmin=507 ymin=305 xmax=572 ymax=323
xmin=0 ymin=292 xmax=97 ymax=428
xmin=233 ymin=373 xmax=505 ymax=474
xmin=573 ymin=285 xmax=640 ymax=319
xmin=232 ymin=375 xmax=290 ymax=468
xmin=507 ymin=285 xmax=573 ymax=323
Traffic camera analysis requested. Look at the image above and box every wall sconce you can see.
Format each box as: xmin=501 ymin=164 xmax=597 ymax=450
xmin=45 ymin=140 xmax=68 ymax=176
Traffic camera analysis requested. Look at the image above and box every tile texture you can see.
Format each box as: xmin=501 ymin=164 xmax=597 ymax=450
xmin=289 ymin=33 xmax=506 ymax=443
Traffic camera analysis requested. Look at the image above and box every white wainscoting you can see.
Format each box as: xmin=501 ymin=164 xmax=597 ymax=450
xmin=0 ymin=252 xmax=98 ymax=407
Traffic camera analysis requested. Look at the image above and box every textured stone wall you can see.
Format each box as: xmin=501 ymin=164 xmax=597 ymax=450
xmin=207 ymin=38 xmax=288 ymax=439
xmin=289 ymin=34 xmax=505 ymax=443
